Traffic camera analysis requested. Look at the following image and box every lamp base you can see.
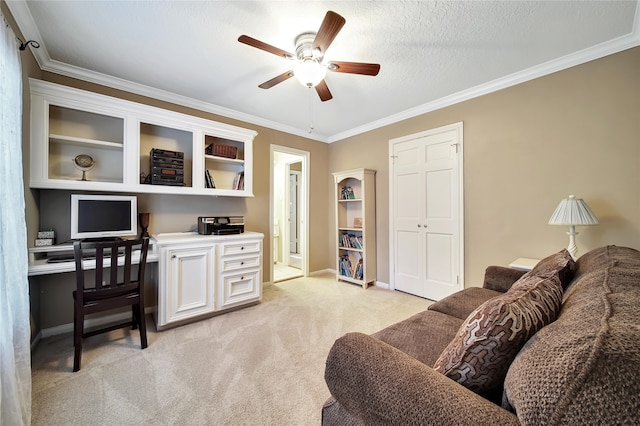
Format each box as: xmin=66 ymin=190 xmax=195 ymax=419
xmin=566 ymin=225 xmax=579 ymax=259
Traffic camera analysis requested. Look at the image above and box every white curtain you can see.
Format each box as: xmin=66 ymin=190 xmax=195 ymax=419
xmin=0 ymin=11 xmax=31 ymax=426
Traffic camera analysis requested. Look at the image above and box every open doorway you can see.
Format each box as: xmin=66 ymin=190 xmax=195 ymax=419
xmin=270 ymin=145 xmax=309 ymax=283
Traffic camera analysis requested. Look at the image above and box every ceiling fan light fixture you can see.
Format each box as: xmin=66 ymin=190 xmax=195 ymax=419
xmin=293 ymin=59 xmax=326 ymax=87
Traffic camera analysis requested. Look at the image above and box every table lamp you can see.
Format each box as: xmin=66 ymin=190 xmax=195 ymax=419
xmin=548 ymin=195 xmax=599 ymax=259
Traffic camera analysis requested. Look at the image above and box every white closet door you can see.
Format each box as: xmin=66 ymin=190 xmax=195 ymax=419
xmin=392 ymin=138 xmax=424 ymax=296
xmin=391 ymin=123 xmax=463 ymax=301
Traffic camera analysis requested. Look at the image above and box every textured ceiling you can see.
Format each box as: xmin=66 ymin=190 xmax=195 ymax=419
xmin=7 ymin=1 xmax=640 ymax=142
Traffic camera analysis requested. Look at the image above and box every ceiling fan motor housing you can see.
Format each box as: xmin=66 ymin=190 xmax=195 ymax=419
xmin=295 ymin=32 xmax=322 ymax=61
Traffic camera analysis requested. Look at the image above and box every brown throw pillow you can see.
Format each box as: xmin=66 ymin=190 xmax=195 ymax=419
xmin=433 ymin=276 xmax=563 ymax=394
xmin=525 ymin=248 xmax=576 ymax=288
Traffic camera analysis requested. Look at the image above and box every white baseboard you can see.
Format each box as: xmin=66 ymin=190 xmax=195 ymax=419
xmin=375 ymin=281 xmax=390 ymax=289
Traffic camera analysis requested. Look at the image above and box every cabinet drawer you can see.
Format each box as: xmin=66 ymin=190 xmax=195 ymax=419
xmin=220 ymin=240 xmax=261 ymax=257
xmin=219 ymin=269 xmax=261 ymax=310
xmin=221 ymin=255 xmax=260 ymax=272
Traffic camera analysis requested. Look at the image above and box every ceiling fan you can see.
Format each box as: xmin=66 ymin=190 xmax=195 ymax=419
xmin=238 ymin=11 xmax=380 ymax=102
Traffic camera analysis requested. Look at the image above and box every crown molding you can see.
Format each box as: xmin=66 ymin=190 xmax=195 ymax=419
xmin=328 ymin=24 xmax=640 ymax=143
xmin=39 ymin=58 xmax=330 ymax=143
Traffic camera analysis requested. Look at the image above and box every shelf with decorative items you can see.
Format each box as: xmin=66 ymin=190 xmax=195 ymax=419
xmin=44 ymin=103 xmax=125 ymax=184
xmin=333 ymin=168 xmax=376 ymax=288
xmin=202 ymin=135 xmax=251 ymax=195
xmin=29 ymin=78 xmax=256 ymax=196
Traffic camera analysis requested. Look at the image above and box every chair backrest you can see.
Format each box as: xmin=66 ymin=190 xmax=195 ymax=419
xmin=73 ymin=238 xmax=149 ymax=303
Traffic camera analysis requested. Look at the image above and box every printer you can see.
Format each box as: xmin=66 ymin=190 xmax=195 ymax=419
xmin=197 ymin=216 xmax=244 ymax=235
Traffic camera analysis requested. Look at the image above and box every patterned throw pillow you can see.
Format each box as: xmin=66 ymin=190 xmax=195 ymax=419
xmin=525 ymin=248 xmax=576 ymax=288
xmin=433 ymin=276 xmax=563 ymax=394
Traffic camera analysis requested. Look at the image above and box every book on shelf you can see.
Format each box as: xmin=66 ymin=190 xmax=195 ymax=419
xmin=340 ymin=233 xmax=363 ymax=249
xmin=354 ymin=258 xmax=364 ymax=280
xmin=339 ymin=253 xmax=364 ymax=280
xmin=233 ymin=171 xmax=244 ymax=190
xmin=339 ymin=254 xmax=354 ymax=277
xmin=204 ymin=169 xmax=215 ymax=188
xmin=339 ymin=186 xmax=356 ymax=200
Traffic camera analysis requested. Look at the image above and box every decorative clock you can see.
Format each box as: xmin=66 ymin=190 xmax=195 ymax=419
xmin=73 ymin=154 xmax=95 ymax=181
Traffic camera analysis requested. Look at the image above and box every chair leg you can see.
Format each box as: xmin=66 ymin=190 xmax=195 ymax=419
xmin=131 ymin=305 xmax=138 ymax=330
xmin=73 ymin=304 xmax=84 ymax=372
xmin=137 ymin=302 xmax=148 ymax=349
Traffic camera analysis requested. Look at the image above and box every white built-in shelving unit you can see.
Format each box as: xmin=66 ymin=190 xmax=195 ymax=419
xmin=333 ymin=168 xmax=376 ymax=288
xmin=29 ymin=79 xmax=256 ymax=197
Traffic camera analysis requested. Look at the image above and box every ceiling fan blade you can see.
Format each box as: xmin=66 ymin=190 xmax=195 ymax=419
xmin=315 ymin=80 xmax=333 ymax=102
xmin=238 ymin=35 xmax=294 ymax=59
xmin=313 ymin=11 xmax=346 ymax=54
xmin=258 ymin=70 xmax=294 ymax=89
xmin=328 ymin=61 xmax=380 ymax=76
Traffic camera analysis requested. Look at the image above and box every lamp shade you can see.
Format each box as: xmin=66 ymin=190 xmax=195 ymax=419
xmin=548 ymin=195 xmax=599 ymax=225
xmin=293 ymin=59 xmax=326 ymax=87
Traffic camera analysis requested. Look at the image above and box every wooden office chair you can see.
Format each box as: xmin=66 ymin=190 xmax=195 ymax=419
xmin=72 ymin=237 xmax=150 ymax=372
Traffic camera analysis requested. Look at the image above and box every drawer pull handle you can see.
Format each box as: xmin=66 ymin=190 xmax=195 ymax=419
xmin=241 ymin=261 xmax=244 ymax=265
xmin=241 ymin=246 xmax=244 ymax=250
xmin=241 ymin=276 xmax=244 ymax=280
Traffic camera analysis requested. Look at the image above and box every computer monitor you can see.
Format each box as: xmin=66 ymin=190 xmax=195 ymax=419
xmin=70 ymin=194 xmax=137 ymax=240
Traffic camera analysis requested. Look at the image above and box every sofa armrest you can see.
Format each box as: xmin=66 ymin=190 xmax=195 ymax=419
xmin=325 ymin=332 xmax=520 ymax=426
xmin=483 ymin=266 xmax=527 ymax=293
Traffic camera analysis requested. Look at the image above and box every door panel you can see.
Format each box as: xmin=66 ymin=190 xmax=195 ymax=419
xmin=426 ymin=233 xmax=457 ymax=300
xmin=393 ymin=138 xmax=424 ymax=295
xmin=426 ymin=169 xmax=454 ymax=233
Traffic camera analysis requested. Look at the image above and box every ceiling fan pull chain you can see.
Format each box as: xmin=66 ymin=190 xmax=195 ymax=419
xmin=308 ymin=87 xmax=314 ymax=134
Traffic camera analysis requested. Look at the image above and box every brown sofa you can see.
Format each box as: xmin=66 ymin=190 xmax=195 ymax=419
xmin=322 ymin=246 xmax=640 ymax=425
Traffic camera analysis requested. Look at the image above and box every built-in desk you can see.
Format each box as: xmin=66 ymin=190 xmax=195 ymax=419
xmin=28 ymin=239 xmax=160 ymax=340
xmin=27 ymin=239 xmax=159 ymax=276
xmin=28 ymin=233 xmax=263 ymax=336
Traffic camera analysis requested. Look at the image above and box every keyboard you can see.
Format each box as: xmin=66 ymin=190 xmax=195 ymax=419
xmin=46 ymin=252 xmax=125 ymax=264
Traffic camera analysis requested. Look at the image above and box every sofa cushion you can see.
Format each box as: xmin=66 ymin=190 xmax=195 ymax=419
xmin=373 ymin=310 xmax=463 ymax=366
xmin=433 ymin=276 xmax=563 ymax=394
xmin=503 ymin=246 xmax=640 ymax=425
xmin=482 ymin=266 xmax=528 ymax=293
xmin=428 ymin=287 xmax=503 ymax=320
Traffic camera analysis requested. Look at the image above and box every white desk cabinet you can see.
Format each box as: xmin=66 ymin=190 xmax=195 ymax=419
xmin=162 ymin=243 xmax=216 ymax=326
xmin=155 ymin=232 xmax=263 ymax=330
xmin=218 ymin=239 xmax=261 ymax=310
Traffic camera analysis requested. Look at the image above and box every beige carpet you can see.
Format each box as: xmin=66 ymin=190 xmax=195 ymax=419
xmin=31 ymin=272 xmax=432 ymax=425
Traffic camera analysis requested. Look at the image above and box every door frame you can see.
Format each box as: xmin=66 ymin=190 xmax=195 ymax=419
xmin=269 ymin=145 xmax=310 ymax=282
xmin=388 ymin=122 xmax=465 ymax=293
